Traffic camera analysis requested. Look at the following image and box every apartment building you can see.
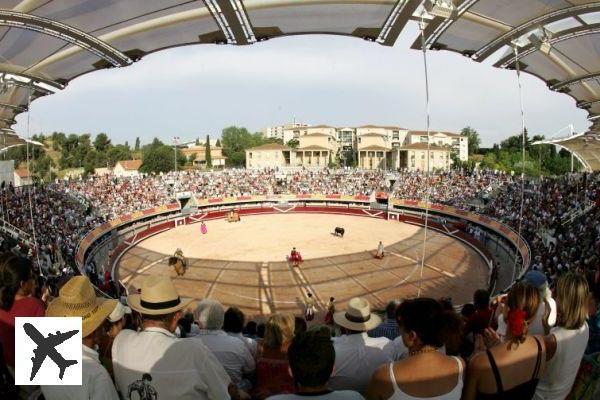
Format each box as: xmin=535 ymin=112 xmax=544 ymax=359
xmin=262 ymin=122 xmax=308 ymax=141
xmin=253 ymin=124 xmax=468 ymax=171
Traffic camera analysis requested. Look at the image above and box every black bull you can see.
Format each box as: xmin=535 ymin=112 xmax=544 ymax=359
xmin=334 ymin=227 xmax=345 ymax=237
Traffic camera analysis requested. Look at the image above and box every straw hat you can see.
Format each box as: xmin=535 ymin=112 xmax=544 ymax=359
xmin=333 ymin=297 xmax=381 ymax=331
xmin=127 ymin=275 xmax=192 ymax=315
xmin=108 ymin=302 xmax=132 ymax=323
xmin=46 ymin=276 xmax=118 ymax=337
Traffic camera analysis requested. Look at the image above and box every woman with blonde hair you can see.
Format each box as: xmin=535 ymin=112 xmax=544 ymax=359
xmin=253 ymin=313 xmax=295 ymax=399
xmin=534 ymin=273 xmax=589 ymax=400
xmin=463 ymin=282 xmax=547 ymax=400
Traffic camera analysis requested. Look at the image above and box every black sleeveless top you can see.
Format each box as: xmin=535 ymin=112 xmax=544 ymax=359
xmin=476 ymin=336 xmax=543 ymax=400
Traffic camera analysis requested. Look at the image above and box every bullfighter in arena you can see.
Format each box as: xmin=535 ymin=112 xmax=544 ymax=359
xmin=375 ymin=241 xmax=385 ymax=259
xmin=289 ymin=247 xmax=303 ymax=267
xmin=170 ymin=248 xmax=187 ymax=276
xmin=304 ymin=293 xmax=316 ymax=321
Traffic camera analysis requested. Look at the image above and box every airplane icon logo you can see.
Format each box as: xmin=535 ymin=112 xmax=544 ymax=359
xmin=15 ymin=317 xmax=82 ymax=385
xmin=23 ymin=323 xmax=79 ymax=381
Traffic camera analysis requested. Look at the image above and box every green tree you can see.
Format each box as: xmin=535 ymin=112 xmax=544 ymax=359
xmin=134 ymin=137 xmax=140 ymax=151
xmin=221 ymin=126 xmax=255 ymax=166
xmin=286 ymin=138 xmax=299 ymax=149
xmin=106 ymin=144 xmax=132 ymax=167
xmin=215 ymin=139 xmax=221 ymax=147
xmin=32 ymin=154 xmax=54 ymax=178
xmin=205 ymin=135 xmax=212 ymax=168
xmin=188 ymin=153 xmax=197 ymax=165
xmin=94 ymin=133 xmax=111 ymax=152
xmin=461 ymin=126 xmax=481 ymax=155
xmin=195 ymin=137 xmax=201 ymax=146
xmin=51 ymin=132 xmax=66 ymax=150
xmin=82 ymin=150 xmax=98 ymax=176
xmin=140 ymin=141 xmax=184 ymax=173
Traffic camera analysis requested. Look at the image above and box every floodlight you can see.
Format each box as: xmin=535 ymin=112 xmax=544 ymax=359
xmin=424 ymin=0 xmax=455 ymax=19
xmin=528 ymin=28 xmax=553 ymax=55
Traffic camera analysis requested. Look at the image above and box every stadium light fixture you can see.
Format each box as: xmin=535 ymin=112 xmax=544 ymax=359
xmin=424 ymin=0 xmax=456 ymax=19
xmin=528 ymin=28 xmax=553 ymax=55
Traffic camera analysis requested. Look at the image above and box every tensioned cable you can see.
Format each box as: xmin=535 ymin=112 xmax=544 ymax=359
xmin=417 ymin=15 xmax=433 ymax=298
xmin=25 ymin=83 xmax=42 ymax=274
xmin=510 ymin=44 xmax=527 ymax=283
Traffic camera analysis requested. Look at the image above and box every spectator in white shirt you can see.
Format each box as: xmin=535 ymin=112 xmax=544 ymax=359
xmin=224 ymin=306 xmax=258 ymax=360
xmin=267 ymin=327 xmax=364 ymax=400
xmin=535 ymin=273 xmax=590 ymax=400
xmin=194 ymin=299 xmax=256 ymax=391
xmin=42 ymin=276 xmax=119 ymax=400
xmin=112 ymin=276 xmax=242 ymax=400
xmin=523 ymin=271 xmax=557 ymax=335
xmin=329 ymin=297 xmax=394 ymax=394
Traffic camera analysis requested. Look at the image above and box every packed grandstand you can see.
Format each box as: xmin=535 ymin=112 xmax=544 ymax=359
xmin=0 ymin=168 xmax=599 ymax=399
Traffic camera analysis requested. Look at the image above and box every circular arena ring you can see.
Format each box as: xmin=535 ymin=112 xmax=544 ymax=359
xmin=76 ymin=196 xmax=530 ymax=318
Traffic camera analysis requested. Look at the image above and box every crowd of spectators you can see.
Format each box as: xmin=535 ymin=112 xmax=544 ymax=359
xmin=1 ymin=254 xmax=598 ymax=399
xmin=0 ymin=184 xmax=102 ymax=275
xmin=0 ymin=166 xmax=599 ymax=398
xmin=0 ymin=169 xmax=597 ymax=293
xmin=480 ymin=173 xmax=600 ymax=282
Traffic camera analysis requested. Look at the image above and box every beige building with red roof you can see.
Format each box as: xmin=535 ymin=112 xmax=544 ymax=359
xmin=114 ymin=159 xmax=142 ymax=178
xmin=14 ymin=168 xmax=32 ymax=187
xmin=181 ymin=145 xmax=227 ymax=168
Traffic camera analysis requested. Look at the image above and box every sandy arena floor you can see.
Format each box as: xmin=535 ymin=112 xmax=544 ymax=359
xmin=117 ymin=213 xmax=489 ymax=318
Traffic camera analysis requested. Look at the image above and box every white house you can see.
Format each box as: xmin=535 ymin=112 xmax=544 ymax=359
xmin=114 ymin=160 xmax=142 ymax=178
xmin=14 ymin=168 xmax=33 ymax=187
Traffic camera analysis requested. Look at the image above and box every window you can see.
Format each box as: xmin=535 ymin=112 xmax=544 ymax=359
xmin=420 ymin=136 xmax=428 ymax=143
xmin=368 ymin=151 xmax=375 ymax=157
xmin=358 ymin=137 xmax=362 ymax=144
xmin=249 ymin=152 xmax=252 ymax=158
xmin=421 ymin=154 xmax=425 ymax=159
xmin=377 ymin=151 xmax=384 ymax=157
xmin=393 ymin=131 xmax=399 ymax=140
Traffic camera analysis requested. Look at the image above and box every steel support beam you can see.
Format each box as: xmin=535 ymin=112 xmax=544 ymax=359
xmin=204 ymin=0 xmax=255 ymax=45
xmin=0 ymin=10 xmax=131 ymax=67
xmin=551 ymin=71 xmax=600 ymax=91
xmin=0 ymin=102 xmax=26 ymax=112
xmin=378 ymin=0 xmax=422 ymax=46
xmin=476 ymin=3 xmax=600 ymax=61
xmin=495 ymin=23 xmax=600 ymax=69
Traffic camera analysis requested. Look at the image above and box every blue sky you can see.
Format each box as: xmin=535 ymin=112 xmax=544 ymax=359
xmin=14 ymin=23 xmax=590 ymax=147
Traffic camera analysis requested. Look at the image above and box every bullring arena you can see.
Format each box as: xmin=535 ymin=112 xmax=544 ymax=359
xmin=116 ymin=211 xmax=489 ymax=317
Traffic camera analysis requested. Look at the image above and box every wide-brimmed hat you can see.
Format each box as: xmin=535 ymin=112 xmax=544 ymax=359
xmin=108 ymin=302 xmax=132 ymax=323
xmin=46 ymin=276 xmax=118 ymax=337
xmin=333 ymin=297 xmax=381 ymax=331
xmin=127 ymin=275 xmax=192 ymax=315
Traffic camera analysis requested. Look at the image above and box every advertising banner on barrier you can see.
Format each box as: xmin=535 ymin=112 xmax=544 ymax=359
xmin=77 ymin=196 xmax=529 ymax=275
xmin=389 ymin=198 xmax=530 ymax=272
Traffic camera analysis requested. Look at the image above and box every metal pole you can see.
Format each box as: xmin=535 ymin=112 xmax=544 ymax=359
xmin=570 ymin=124 xmax=574 ymax=173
